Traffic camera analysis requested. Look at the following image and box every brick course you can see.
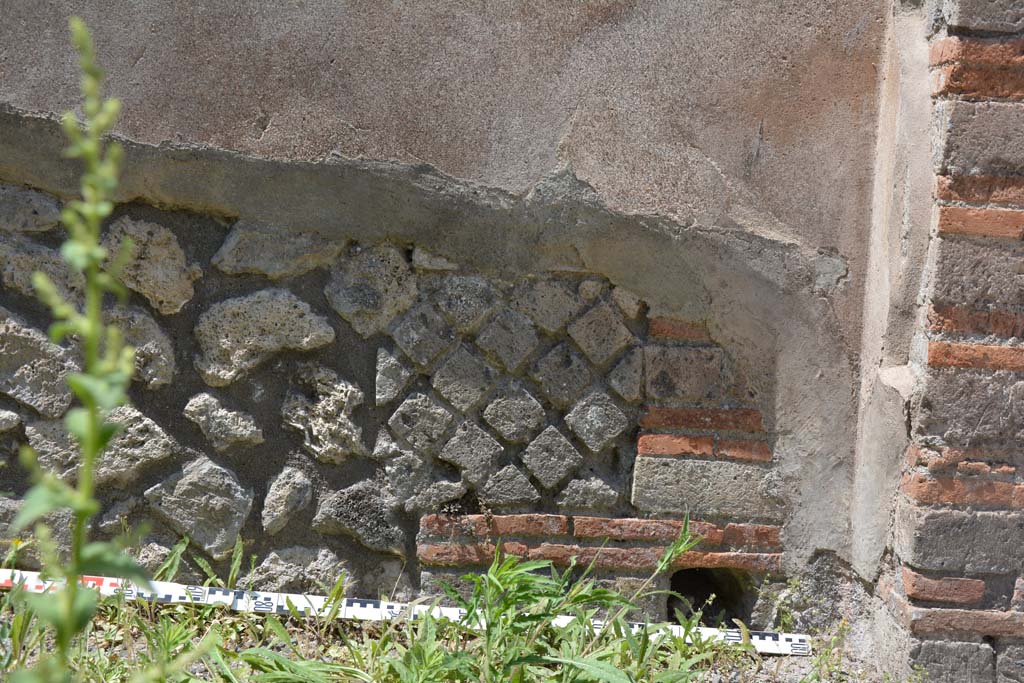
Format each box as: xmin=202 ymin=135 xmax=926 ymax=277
xmin=901 ymin=567 xmax=986 ymax=606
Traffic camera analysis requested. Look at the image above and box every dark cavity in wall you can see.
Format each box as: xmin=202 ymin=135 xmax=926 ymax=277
xmin=668 ymin=568 xmax=758 ymax=627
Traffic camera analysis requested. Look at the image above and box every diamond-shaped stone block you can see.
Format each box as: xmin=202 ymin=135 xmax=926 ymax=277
xmin=565 ymin=392 xmax=629 ymax=453
xmin=475 ymin=309 xmax=538 ymax=372
xmin=480 ymin=465 xmax=540 ymax=509
xmin=431 ymin=345 xmax=496 ymax=412
xmin=482 ymin=386 xmax=546 ymax=443
xmin=521 ymin=426 xmax=582 ymax=489
xmin=608 ymin=347 xmax=643 ymax=403
xmin=376 ymin=347 xmax=413 ymax=406
xmin=568 ymin=302 xmax=633 ymax=367
xmin=324 ymin=244 xmax=418 ymax=337
xmin=390 ymin=303 xmax=454 ymax=367
xmin=435 ymin=275 xmax=498 ymax=333
xmin=388 ymin=393 xmax=453 ymax=453
xmin=530 ymin=343 xmax=592 ymax=409
xmin=513 ymin=279 xmax=583 ymax=333
xmin=438 ymin=422 xmax=503 ymax=488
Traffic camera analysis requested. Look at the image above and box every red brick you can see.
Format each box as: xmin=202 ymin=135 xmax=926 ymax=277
xmin=572 ymin=516 xmax=724 ymax=545
xmin=901 ymin=567 xmax=986 ymax=606
xmin=933 ymin=63 xmax=1024 ymax=100
xmin=930 ymin=36 xmax=1024 ymax=68
xmin=937 ymin=175 xmax=1024 ymax=207
xmin=420 ymin=514 xmax=569 ymax=538
xmin=930 ymin=304 xmax=1024 ymax=340
xmin=928 ymin=340 xmax=1024 ymax=372
xmin=672 ymin=551 xmax=783 ymax=574
xmin=721 ymin=523 xmax=782 ymax=551
xmin=900 ymin=471 xmax=1024 ymax=509
xmin=641 ymin=407 xmax=764 ymax=433
xmin=525 ymin=543 xmax=780 ymax=574
xmin=716 ymin=439 xmax=773 ymax=463
xmin=648 ymin=317 xmax=712 ymax=343
xmin=418 ymin=542 xmax=529 ymax=567
xmin=937 ymin=205 xmax=1024 ymax=240
xmin=910 ymin=607 xmax=1024 ymax=639
xmin=637 ymin=434 xmax=714 ymax=457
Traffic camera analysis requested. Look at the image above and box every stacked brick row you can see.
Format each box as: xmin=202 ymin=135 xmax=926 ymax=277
xmin=889 ymin=4 xmax=1024 ymax=678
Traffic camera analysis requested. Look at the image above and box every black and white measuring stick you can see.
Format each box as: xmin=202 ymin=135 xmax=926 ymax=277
xmin=0 ymin=569 xmax=811 ymax=656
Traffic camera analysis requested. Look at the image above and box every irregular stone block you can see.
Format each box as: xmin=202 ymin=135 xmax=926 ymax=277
xmin=997 ymin=644 xmax=1024 ymax=683
xmin=940 ymin=101 xmax=1024 ymax=177
xmin=644 ymin=346 xmax=725 ymax=404
xmin=194 ymin=288 xmax=335 ymax=386
xmin=631 ymin=457 xmax=784 ymax=521
xmin=105 ymin=305 xmax=175 ymax=389
xmin=894 ymin=501 xmax=1024 ymax=574
xmin=212 ymin=221 xmax=344 ymax=279
xmin=438 ymin=422 xmax=502 ymax=488
xmin=0 ymin=307 xmax=78 ymax=418
xmin=577 ymin=279 xmax=606 ymax=302
xmin=246 ymin=547 xmax=347 ymax=594
xmin=556 ymin=477 xmax=621 ymax=512
xmin=390 ymin=303 xmax=455 ymax=367
xmin=411 ymin=247 xmax=458 ymax=271
xmin=184 ymin=393 xmax=264 ymax=452
xmin=431 ymin=345 xmax=496 ymax=412
xmin=480 ymin=465 xmax=540 ymax=510
xmin=145 ymin=455 xmax=253 ymax=560
xmin=262 ymin=467 xmax=312 ymax=535
xmin=375 ymin=347 xmax=413 ymax=406
xmin=611 ymin=287 xmax=644 ymax=320
xmin=0 ymin=497 xmax=72 ymax=570
xmin=28 ymin=406 xmax=177 ymax=487
xmin=565 ymin=392 xmax=628 ymax=453
xmin=282 ymin=365 xmax=366 ymax=463
xmin=521 ymin=426 xmax=582 ymax=489
xmin=912 ymin=640 xmax=994 ymax=683
xmin=384 ymin=453 xmax=464 ymax=513
xmin=371 ymin=427 xmax=412 ymax=462
xmin=388 ymin=393 xmax=453 ymax=453
xmin=943 ymin=0 xmax=1024 ymax=34
xmin=482 ymin=385 xmax=546 ymax=443
xmin=513 ymin=279 xmax=583 ymax=333
xmin=405 ymin=480 xmax=467 ymax=514
xmin=530 ymin=343 xmax=593 ymax=409
xmin=325 ymin=244 xmax=417 ymax=337
xmin=917 ymin=369 xmax=1024 ymax=445
xmin=0 ymin=233 xmax=84 ymax=303
xmin=608 ymin=346 xmax=643 ymax=403
xmin=313 ymin=479 xmax=406 ymax=555
xmin=0 ymin=410 xmax=19 ymax=432
xmin=568 ymin=302 xmax=633 ymax=367
xmin=103 ymin=216 xmax=201 ymax=315
xmin=475 ymin=308 xmax=538 ymax=372
xmin=0 ymin=184 xmax=61 ymax=233
xmin=435 ymin=275 xmax=498 ymax=333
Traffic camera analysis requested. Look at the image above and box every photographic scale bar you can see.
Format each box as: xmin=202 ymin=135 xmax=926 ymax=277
xmin=0 ymin=569 xmax=811 ymax=656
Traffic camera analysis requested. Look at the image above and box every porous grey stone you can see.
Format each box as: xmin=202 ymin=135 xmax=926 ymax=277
xmin=997 ymin=644 xmax=1024 ymax=683
xmin=475 ymin=308 xmax=539 ymax=372
xmin=145 ymin=455 xmax=254 ymax=560
xmin=521 ymin=426 xmax=582 ymax=489
xmin=282 ymin=365 xmax=366 ymax=463
xmin=608 ymin=347 xmax=643 ymax=403
xmin=578 ymin=279 xmax=606 ymax=302
xmin=431 ymin=345 xmax=496 ymax=412
xmin=313 ymin=479 xmax=406 ymax=555
xmin=212 ymin=221 xmax=344 ymax=279
xmin=932 ymin=238 xmax=1024 ymax=310
xmin=390 ymin=303 xmax=454 ymax=367
xmin=631 ymin=457 xmax=784 ymax=521
xmin=412 ymin=247 xmax=458 ymax=271
xmin=184 ymin=393 xmax=264 ymax=452
xmin=894 ymin=502 xmax=1024 ymax=574
xmin=376 ymin=347 xmax=413 ymax=406
xmin=361 ymin=557 xmax=414 ymax=602
xmin=0 ymin=233 xmax=84 ymax=303
xmin=912 ymin=640 xmax=994 ymax=683
xmin=105 ymin=305 xmax=176 ymax=389
xmin=564 ymin=392 xmax=628 ymax=453
xmin=0 ymin=497 xmax=72 ymax=569
xmin=917 ymin=369 xmax=1024 ymax=445
xmin=383 ymin=452 xmax=464 ymax=513
xmin=556 ymin=477 xmax=620 ymax=512
xmin=406 ymin=480 xmax=467 ymax=514
xmin=0 ymin=184 xmax=61 ymax=232
xmin=261 ymin=466 xmax=312 ymax=535
xmin=435 ymin=275 xmax=498 ymax=333
xmin=568 ymin=302 xmax=633 ymax=367
xmin=27 ymin=406 xmax=177 ymax=487
xmin=103 ymin=216 xmax=202 ymax=315
xmin=611 ymin=287 xmax=644 ymax=319
xmin=530 ymin=343 xmax=593 ymax=409
xmin=246 ymin=547 xmax=348 ymax=594
xmin=325 ymin=244 xmax=417 ymax=337
xmin=370 ymin=428 xmax=413 ymax=461
xmin=194 ymin=288 xmax=335 ymax=386
xmin=0 ymin=410 xmax=19 ymax=432
xmin=940 ymin=101 xmax=1024 ymax=177
xmin=644 ymin=346 xmax=725 ymax=403
xmin=482 ymin=386 xmax=545 ymax=443
xmin=513 ymin=279 xmax=583 ymax=333
xmin=96 ymin=498 xmax=139 ymax=535
xmin=0 ymin=307 xmax=78 ymax=418
xmin=388 ymin=393 xmax=453 ymax=453
xmin=438 ymin=422 xmax=502 ymax=488
xmin=480 ymin=465 xmax=540 ymax=509
xmin=944 ymin=0 xmax=1024 ymax=33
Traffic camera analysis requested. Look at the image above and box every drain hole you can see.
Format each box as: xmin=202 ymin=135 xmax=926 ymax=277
xmin=668 ymin=568 xmax=756 ymax=627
